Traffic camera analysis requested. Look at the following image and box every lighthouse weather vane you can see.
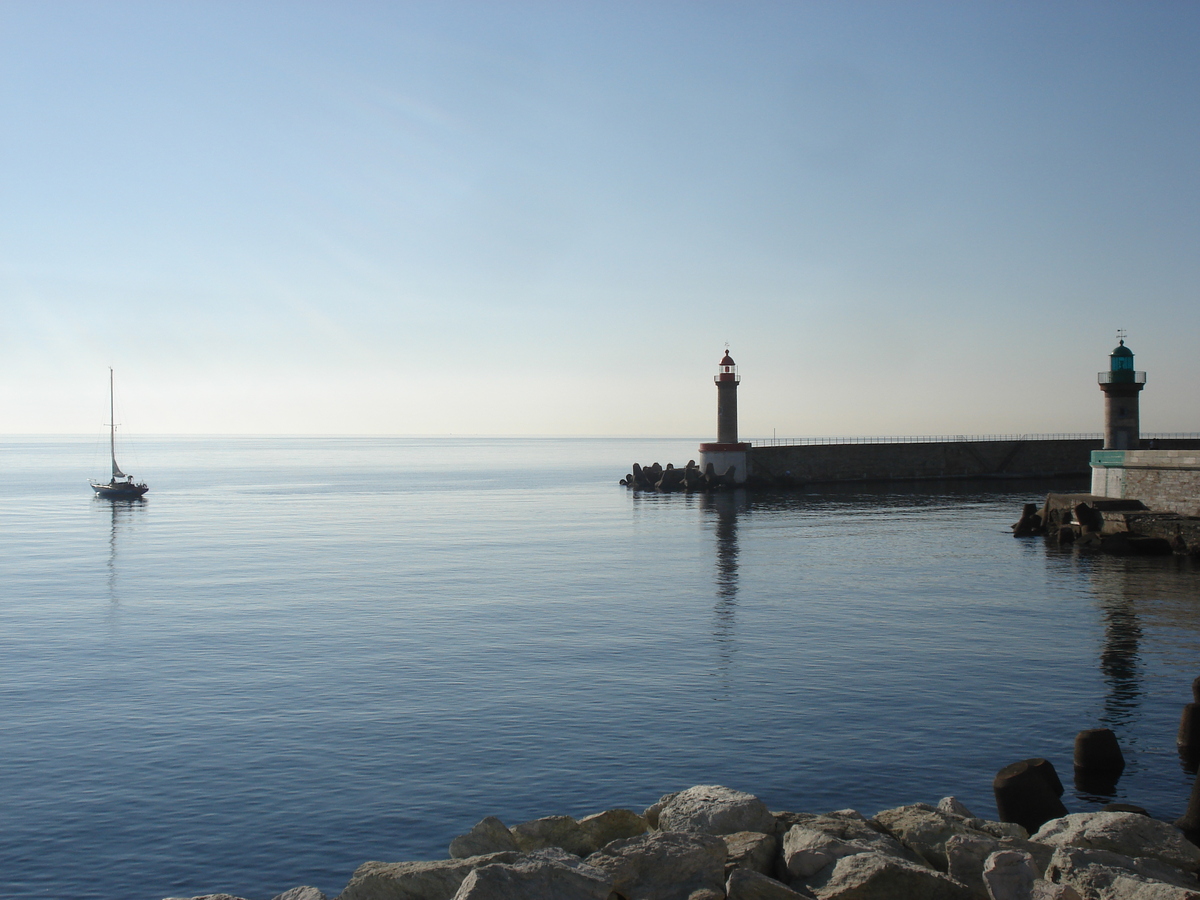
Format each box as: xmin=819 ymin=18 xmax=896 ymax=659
xmin=1116 ymin=328 xmax=1127 ymax=344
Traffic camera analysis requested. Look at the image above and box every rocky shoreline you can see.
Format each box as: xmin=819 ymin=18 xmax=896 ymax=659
xmin=167 ymin=780 xmax=1200 ymax=900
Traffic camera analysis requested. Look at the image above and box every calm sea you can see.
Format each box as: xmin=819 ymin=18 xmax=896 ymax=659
xmin=2 ymin=436 xmax=1199 ymax=900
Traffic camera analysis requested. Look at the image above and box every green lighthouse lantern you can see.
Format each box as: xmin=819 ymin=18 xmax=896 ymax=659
xmin=1109 ymin=340 xmax=1135 ymax=383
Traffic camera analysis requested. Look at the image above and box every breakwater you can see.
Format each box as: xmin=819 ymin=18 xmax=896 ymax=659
xmin=623 ymin=437 xmax=1200 ymax=491
xmin=166 ymin=779 xmax=1200 ymax=900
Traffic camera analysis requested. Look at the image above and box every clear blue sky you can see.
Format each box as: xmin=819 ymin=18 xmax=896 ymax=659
xmin=2 ymin=1 xmax=1197 ymax=436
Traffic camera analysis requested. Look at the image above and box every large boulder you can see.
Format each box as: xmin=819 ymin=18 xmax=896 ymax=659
xmin=726 ymin=867 xmax=816 ymax=900
xmin=778 ymin=809 xmax=922 ymax=878
xmin=724 ymin=831 xmax=779 ymax=876
xmin=1032 ymin=813 xmax=1200 ymax=873
xmin=803 ymin=852 xmax=975 ymax=900
xmin=271 ymin=889 xmax=326 ymax=900
xmin=872 ymin=803 xmax=1026 ymax=872
xmin=451 ymin=848 xmax=613 ymax=900
xmin=337 ymin=852 xmax=520 ymax=900
xmin=945 ymin=832 xmax=1053 ymax=897
xmin=656 ymin=785 xmax=776 ymax=836
xmin=982 ymin=850 xmax=1038 ymax=900
xmin=586 ymin=830 xmax=727 ymax=900
xmin=511 ymin=815 xmax=588 ymax=855
xmin=449 ymin=816 xmax=520 ymax=858
xmin=576 ymin=809 xmax=649 ymax=855
xmin=1044 ymin=846 xmax=1200 ymax=900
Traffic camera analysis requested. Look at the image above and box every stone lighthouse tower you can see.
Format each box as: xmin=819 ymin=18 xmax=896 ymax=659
xmin=1098 ymin=334 xmax=1145 ymax=450
xmin=698 ymin=349 xmax=751 ymax=483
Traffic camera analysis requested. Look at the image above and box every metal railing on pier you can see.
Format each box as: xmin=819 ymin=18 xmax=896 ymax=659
xmin=747 ymin=433 xmax=1200 ymax=447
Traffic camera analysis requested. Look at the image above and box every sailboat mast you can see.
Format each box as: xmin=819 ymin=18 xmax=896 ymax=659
xmin=109 ymin=368 xmax=118 ymax=480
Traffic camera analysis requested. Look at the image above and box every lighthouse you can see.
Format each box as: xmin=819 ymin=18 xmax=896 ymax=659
xmin=698 ymin=349 xmax=751 ymax=483
xmin=1098 ymin=335 xmax=1145 ymax=450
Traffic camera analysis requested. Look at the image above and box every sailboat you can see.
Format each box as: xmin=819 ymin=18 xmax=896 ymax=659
xmin=90 ymin=368 xmax=149 ymax=499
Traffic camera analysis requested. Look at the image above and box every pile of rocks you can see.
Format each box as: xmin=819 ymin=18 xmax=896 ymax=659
xmin=169 ymin=783 xmax=1200 ymax=900
xmin=620 ymin=461 xmax=738 ymax=493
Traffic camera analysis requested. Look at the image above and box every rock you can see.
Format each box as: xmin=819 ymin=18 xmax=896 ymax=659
xmin=872 ymin=803 xmax=1016 ymax=872
xmin=657 ymin=785 xmax=776 ymax=836
xmin=724 ymin=831 xmax=779 ymax=876
xmin=337 ymin=852 xmax=520 ymax=900
xmin=778 ymin=809 xmax=923 ymax=875
xmin=576 ymin=808 xmax=648 ymax=855
xmin=782 ymin=826 xmax=888 ymax=881
xmin=1030 ymin=882 xmax=1083 ymax=900
xmin=586 ymin=830 xmax=727 ymax=900
xmin=940 ymin=797 xmax=978 ymax=819
xmin=1032 ymin=812 xmax=1200 ymax=873
xmin=449 ymin=816 xmax=520 ymax=858
xmin=645 ymin=791 xmax=680 ymax=829
xmin=452 ymin=848 xmax=613 ymax=900
xmin=803 ymin=851 xmax=975 ymax=900
xmin=1045 ymin=846 xmax=1200 ymax=900
xmin=271 ymin=889 xmax=326 ymax=900
xmin=994 ymin=759 xmax=1068 ymax=834
xmin=162 ymin=896 xmax=251 ymax=900
xmin=511 ymin=815 xmax=588 ymax=855
xmin=982 ymin=850 xmax=1038 ymax=900
xmin=726 ymin=867 xmax=816 ymax=899
xmin=946 ymin=833 xmax=1053 ymax=898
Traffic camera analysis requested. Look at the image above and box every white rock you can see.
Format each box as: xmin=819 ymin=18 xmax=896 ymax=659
xmin=452 ymin=848 xmax=612 ymax=900
xmin=271 ymin=888 xmax=326 ymax=900
xmin=657 ymin=785 xmax=776 ymax=836
xmin=724 ymin=831 xmax=780 ymax=876
xmin=449 ymin=816 xmax=519 ymax=859
xmin=337 ymin=852 xmax=521 ymax=900
xmin=586 ymin=830 xmax=727 ymax=900
xmin=982 ymin=849 xmax=1038 ymax=900
xmin=940 ymin=797 xmax=978 ymax=819
xmin=1045 ymin=846 xmax=1200 ymax=899
xmin=804 ymin=851 xmax=975 ymax=900
xmin=726 ymin=867 xmax=816 ymax=900
xmin=1032 ymin=813 xmax=1200 ymax=873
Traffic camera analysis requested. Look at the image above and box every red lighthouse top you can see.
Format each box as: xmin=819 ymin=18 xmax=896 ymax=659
xmin=716 ymin=350 xmax=739 ymax=383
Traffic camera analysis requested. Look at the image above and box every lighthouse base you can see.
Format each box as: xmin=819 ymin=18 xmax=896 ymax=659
xmin=698 ymin=442 xmax=751 ymax=484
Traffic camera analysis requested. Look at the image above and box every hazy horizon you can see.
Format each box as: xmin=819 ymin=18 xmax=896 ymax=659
xmin=3 ymin=1 xmax=1198 ymax=436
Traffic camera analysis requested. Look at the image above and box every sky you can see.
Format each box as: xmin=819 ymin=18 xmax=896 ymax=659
xmin=2 ymin=1 xmax=1197 ymax=437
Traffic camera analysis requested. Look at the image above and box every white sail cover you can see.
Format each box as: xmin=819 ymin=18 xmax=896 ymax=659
xmin=112 ymin=458 xmax=126 ymax=479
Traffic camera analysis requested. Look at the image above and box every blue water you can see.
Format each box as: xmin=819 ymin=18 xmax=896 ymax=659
xmin=1 ymin=436 xmax=1199 ymax=900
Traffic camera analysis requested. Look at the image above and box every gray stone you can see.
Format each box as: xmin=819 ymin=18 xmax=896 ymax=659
xmin=337 ymin=852 xmax=520 ymax=900
xmin=803 ymin=852 xmax=975 ymax=900
xmin=940 ymin=797 xmax=978 ymax=819
xmin=1044 ymin=846 xmax=1200 ymax=900
xmin=511 ymin=815 xmax=588 ymax=855
xmin=945 ymin=833 xmax=1053 ymax=898
xmin=451 ymin=848 xmax=613 ymax=900
xmin=727 ymin=867 xmax=815 ymax=900
xmin=644 ymin=791 xmax=680 ymax=829
xmin=449 ymin=816 xmax=519 ymax=859
xmin=162 ymin=896 xmax=250 ymax=900
xmin=576 ymin=808 xmax=648 ymax=855
xmin=873 ymin=803 xmax=1031 ymax=873
xmin=1032 ymin=812 xmax=1200 ymax=873
xmin=586 ymin=830 xmax=727 ymax=900
xmin=777 ymin=809 xmax=920 ymax=869
xmin=982 ymin=850 xmax=1038 ymax=900
xmin=782 ymin=826 xmax=886 ymax=881
xmin=1029 ymin=883 xmax=1082 ymax=900
xmin=657 ymin=784 xmax=776 ymax=836
xmin=724 ymin=831 xmax=779 ymax=876
xmin=271 ymin=889 xmax=326 ymax=900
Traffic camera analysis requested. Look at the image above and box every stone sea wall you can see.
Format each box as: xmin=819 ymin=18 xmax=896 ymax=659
xmin=167 ymin=776 xmax=1200 ymax=900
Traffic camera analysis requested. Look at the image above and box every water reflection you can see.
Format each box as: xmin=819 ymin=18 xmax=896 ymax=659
xmin=701 ymin=491 xmax=748 ymax=679
xmin=95 ymin=497 xmax=144 ymax=604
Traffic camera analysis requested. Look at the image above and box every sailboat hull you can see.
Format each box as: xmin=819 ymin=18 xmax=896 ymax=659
xmin=91 ymin=481 xmax=149 ymax=499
